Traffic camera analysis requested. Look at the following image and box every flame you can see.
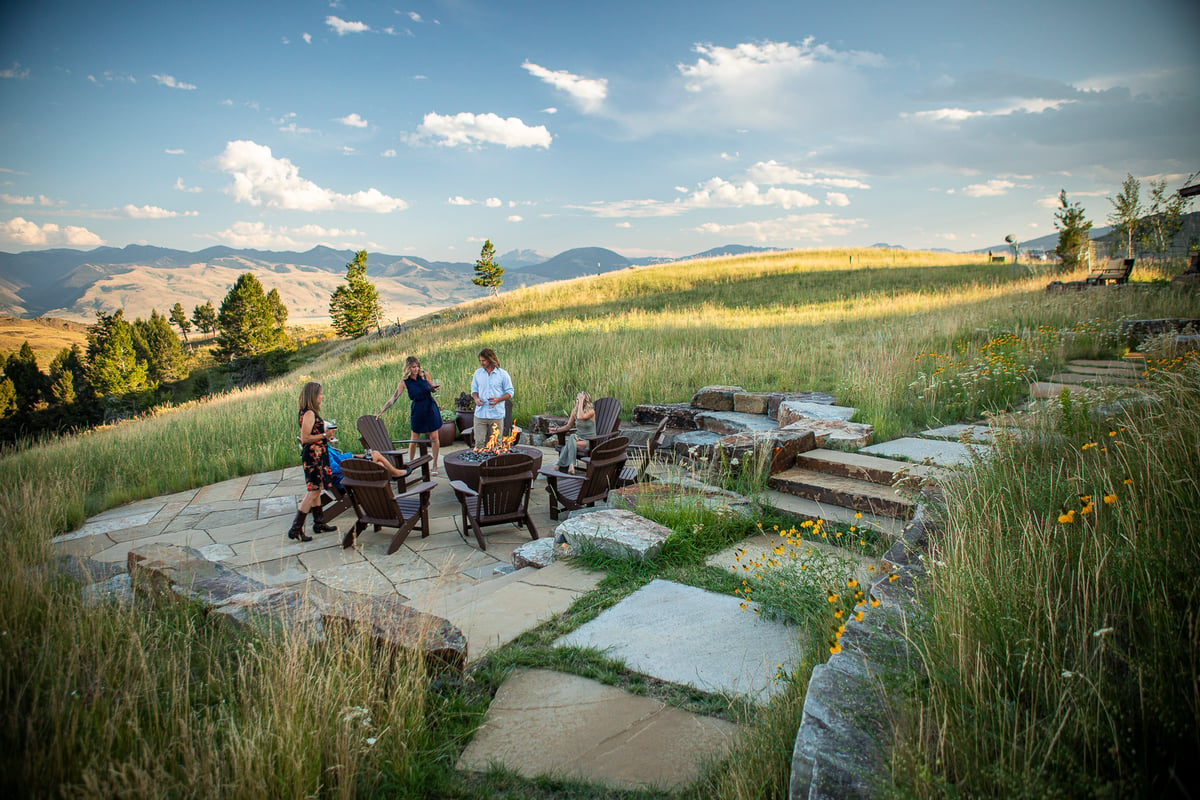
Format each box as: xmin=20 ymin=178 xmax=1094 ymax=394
xmin=473 ymin=423 xmax=522 ymax=455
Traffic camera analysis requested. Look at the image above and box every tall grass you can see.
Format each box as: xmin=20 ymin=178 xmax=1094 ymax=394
xmin=889 ymin=363 xmax=1200 ymax=798
xmin=2 ymin=247 xmax=1198 ymax=797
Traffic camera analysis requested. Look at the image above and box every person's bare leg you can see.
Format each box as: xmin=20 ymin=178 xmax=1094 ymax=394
xmin=429 ymin=433 xmax=439 ymax=475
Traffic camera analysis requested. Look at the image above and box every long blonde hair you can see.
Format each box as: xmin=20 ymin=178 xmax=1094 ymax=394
xmin=299 ymin=381 xmax=321 ymax=413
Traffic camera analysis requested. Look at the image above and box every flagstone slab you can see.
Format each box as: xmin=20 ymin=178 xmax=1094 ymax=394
xmin=311 ymin=562 xmax=397 ymax=597
xmin=555 ymin=579 xmax=802 ymax=704
xmin=63 ymin=509 xmax=160 ymax=539
xmin=860 ymin=437 xmax=988 ymax=467
xmin=94 ymin=529 xmax=215 ymax=563
xmin=919 ymin=424 xmax=1001 ymax=444
xmin=457 ymin=668 xmax=739 ymax=791
xmin=777 ymin=401 xmax=857 ymax=426
xmin=192 ymin=477 xmax=250 ymax=504
xmin=51 ymin=532 xmax=115 ymax=559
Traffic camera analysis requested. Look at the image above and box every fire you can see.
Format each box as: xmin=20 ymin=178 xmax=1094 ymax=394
xmin=473 ymin=423 xmax=521 ymax=455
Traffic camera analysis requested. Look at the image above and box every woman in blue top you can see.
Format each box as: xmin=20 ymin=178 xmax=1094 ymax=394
xmin=377 ymin=355 xmax=443 ymax=475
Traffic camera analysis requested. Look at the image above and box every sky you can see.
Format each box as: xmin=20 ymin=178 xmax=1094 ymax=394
xmin=1 ymin=0 xmax=1198 ymax=261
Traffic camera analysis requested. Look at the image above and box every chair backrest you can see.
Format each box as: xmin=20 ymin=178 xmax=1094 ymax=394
xmin=357 ymin=415 xmax=393 ymax=454
xmin=475 ymin=453 xmax=535 ymax=519
xmin=592 ymin=397 xmax=621 ymax=438
xmin=646 ymin=417 xmax=669 ymax=459
xmin=339 ymin=458 xmax=402 ymax=522
xmin=578 ymin=435 xmax=628 ymax=500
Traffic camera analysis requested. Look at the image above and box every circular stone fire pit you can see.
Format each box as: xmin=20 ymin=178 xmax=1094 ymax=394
xmin=442 ymin=445 xmax=544 ymax=491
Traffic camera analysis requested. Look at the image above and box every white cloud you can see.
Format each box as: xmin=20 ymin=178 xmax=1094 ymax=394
xmin=381 ymin=149 xmax=396 ymax=157
xmin=165 ymin=148 xmax=185 ymax=155
xmin=152 ymin=73 xmax=197 ymax=90
xmin=961 ymin=179 xmax=1015 ymax=198
xmin=302 ymin=32 xmax=312 ymax=44
xmin=1 ymin=193 xmax=58 ymax=206
xmin=616 ymin=221 xmax=632 ymax=228
xmin=274 ymin=112 xmax=315 ymax=135
xmin=825 ymin=192 xmax=850 ymax=206
xmin=174 ymin=177 xmax=202 ymax=193
xmin=210 ymin=221 xmax=367 ymax=249
xmin=680 ymin=38 xmax=883 ymax=93
xmin=447 ymin=196 xmax=474 ymax=206
xmin=521 ymin=62 xmax=608 ymax=113
xmin=485 ymin=197 xmax=502 ymax=208
xmin=577 ymin=177 xmax=818 ymax=219
xmin=744 ymin=161 xmax=870 ymax=189
xmin=695 ymin=212 xmax=866 ymax=243
xmin=1 ymin=62 xmax=30 ymax=79
xmin=123 ymin=204 xmax=197 ymax=219
xmin=216 ymin=140 xmax=407 ymax=212
xmin=415 ymin=112 xmax=551 ymax=149
xmin=935 ymin=232 xmax=958 ymax=241
xmin=337 ymin=112 xmax=369 ymax=128
xmin=326 ymin=16 xmax=370 ymax=35
xmin=507 ymin=215 xmax=523 ymax=222
xmin=1 ymin=217 xmax=103 ymax=247
xmin=720 ymin=152 xmax=739 ymax=161
xmin=542 ymin=107 xmax=558 ymax=114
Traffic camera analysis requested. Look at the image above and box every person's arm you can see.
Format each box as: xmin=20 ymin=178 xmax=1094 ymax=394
xmin=299 ymin=410 xmax=330 ymax=445
xmin=471 ymin=371 xmax=484 ymax=407
xmin=490 ymin=370 xmax=514 ymax=405
xmin=376 ymin=383 xmax=403 ymax=417
xmin=423 ymin=370 xmax=439 ymax=391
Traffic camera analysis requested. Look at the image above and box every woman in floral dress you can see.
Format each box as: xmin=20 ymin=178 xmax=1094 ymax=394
xmin=287 ymin=381 xmax=339 ymax=541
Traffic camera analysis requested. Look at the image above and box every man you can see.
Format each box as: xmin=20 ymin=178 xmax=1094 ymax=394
xmin=470 ymin=347 xmax=514 ymax=448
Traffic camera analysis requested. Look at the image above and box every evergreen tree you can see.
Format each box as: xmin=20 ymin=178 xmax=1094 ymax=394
xmin=329 ymin=249 xmax=382 ymax=337
xmin=48 ymin=345 xmax=87 ymax=406
xmin=472 ymin=239 xmax=504 ymax=295
xmin=85 ymin=310 xmax=149 ymax=396
xmin=4 ymin=341 xmax=48 ymax=414
xmin=1054 ymin=190 xmax=1093 ymax=273
xmin=192 ymin=300 xmax=217 ymax=335
xmin=0 ymin=377 xmax=16 ymax=419
xmin=266 ymin=288 xmax=289 ymax=332
xmin=134 ymin=310 xmax=184 ymax=383
xmin=1107 ymin=174 xmax=1142 ymax=259
xmin=215 ymin=273 xmax=287 ymax=361
xmin=169 ymin=302 xmax=192 ymax=345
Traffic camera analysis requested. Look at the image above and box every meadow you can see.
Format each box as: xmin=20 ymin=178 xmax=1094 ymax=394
xmin=1 ymin=248 xmax=1197 ymax=798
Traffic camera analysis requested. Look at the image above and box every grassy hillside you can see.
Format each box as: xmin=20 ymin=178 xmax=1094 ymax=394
xmin=2 ymin=247 xmax=1197 ymax=798
xmin=0 ymin=315 xmax=90 ymax=368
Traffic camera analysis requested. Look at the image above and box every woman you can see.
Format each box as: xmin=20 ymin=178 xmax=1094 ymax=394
xmin=549 ymin=391 xmax=596 ymax=474
xmin=378 ymin=356 xmax=442 ymax=475
xmin=288 ymin=381 xmax=339 ymax=542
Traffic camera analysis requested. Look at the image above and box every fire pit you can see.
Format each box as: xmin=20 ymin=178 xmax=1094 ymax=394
xmin=442 ymin=424 xmax=543 ymax=491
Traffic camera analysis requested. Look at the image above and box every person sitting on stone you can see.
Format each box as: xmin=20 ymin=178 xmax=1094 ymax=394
xmin=549 ymin=391 xmax=596 ymax=474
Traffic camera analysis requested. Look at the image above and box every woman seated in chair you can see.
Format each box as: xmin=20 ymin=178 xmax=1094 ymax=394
xmin=548 ymin=391 xmax=595 ymax=474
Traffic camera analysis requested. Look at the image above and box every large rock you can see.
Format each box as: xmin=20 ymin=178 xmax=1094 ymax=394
xmin=777 ymin=401 xmax=857 ymax=427
xmin=767 ymin=392 xmax=836 ymax=420
xmin=782 ymin=419 xmax=874 ymax=450
xmin=733 ymin=391 xmax=773 ymax=414
xmin=128 ymin=542 xmax=269 ymax=605
xmin=631 ymin=402 xmax=699 ymax=430
xmin=555 ymin=508 xmax=671 ymax=562
xmin=511 ymin=537 xmax=560 ymax=569
xmin=695 ymin=411 xmax=780 ymax=436
xmin=690 ymin=385 xmax=744 ymax=412
xmin=323 ymin=594 xmax=468 ymax=673
xmin=716 ymin=429 xmax=818 ymax=476
xmin=672 ymin=429 xmax=723 ymax=462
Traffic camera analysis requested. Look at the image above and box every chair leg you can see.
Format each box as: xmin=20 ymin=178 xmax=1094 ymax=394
xmin=469 ymin=517 xmax=488 ymax=551
xmin=524 ymin=514 xmax=539 ymax=540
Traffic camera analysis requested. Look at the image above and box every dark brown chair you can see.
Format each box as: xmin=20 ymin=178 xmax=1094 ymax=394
xmin=339 ymin=458 xmax=436 ymax=554
xmin=554 ymin=396 xmax=622 ymax=449
xmin=356 ymin=415 xmax=433 ymax=487
xmin=449 ymin=452 xmax=539 ymax=551
xmin=616 ymin=417 xmax=670 ymax=487
xmin=539 ymin=435 xmax=628 ymax=521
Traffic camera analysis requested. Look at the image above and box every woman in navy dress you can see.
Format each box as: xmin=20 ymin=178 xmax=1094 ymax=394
xmin=377 ymin=355 xmax=443 ymax=475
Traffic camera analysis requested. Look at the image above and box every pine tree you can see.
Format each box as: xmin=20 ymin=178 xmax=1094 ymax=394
xmin=1054 ymin=190 xmax=1093 ymax=273
xmin=0 ymin=378 xmax=16 ymax=419
xmin=85 ymin=310 xmax=149 ymax=396
xmin=48 ymin=345 xmax=87 ymax=406
xmin=192 ymin=300 xmax=217 ymax=335
xmin=472 ymin=239 xmax=504 ymax=295
xmin=169 ymin=302 xmax=192 ymax=345
xmin=3 ymin=342 xmax=48 ymax=414
xmin=329 ymin=250 xmax=382 ymax=337
xmin=215 ymin=273 xmax=287 ymax=361
xmin=134 ymin=310 xmax=184 ymax=383
xmin=1107 ymin=174 xmax=1142 ymax=259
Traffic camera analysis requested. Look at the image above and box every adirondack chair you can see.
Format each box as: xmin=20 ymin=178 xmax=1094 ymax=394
xmin=553 ymin=396 xmax=622 ymax=449
xmin=539 ymin=435 xmax=628 ymax=521
xmin=449 ymin=452 xmax=539 ymax=551
xmin=616 ymin=417 xmax=670 ymax=487
xmin=1085 ymin=258 xmax=1134 ymax=286
xmin=356 ymin=415 xmax=432 ymax=488
xmin=338 ymin=458 xmax=436 ymax=554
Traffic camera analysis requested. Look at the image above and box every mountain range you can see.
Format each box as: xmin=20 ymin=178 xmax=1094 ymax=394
xmin=0 ymin=243 xmax=782 ymax=325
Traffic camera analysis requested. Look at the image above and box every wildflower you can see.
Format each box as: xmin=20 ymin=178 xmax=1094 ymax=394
xmin=1058 ymin=510 xmax=1076 ymax=524
xmin=854 ymin=511 xmax=862 ymax=520
xmin=1103 ymin=494 xmax=1116 ymax=504
xmin=888 ymin=573 xmax=899 ymax=583
xmin=847 ymin=578 xmax=859 ymax=588
xmin=1109 ymin=431 xmax=1117 ymax=437
xmin=834 ymin=608 xmax=844 ymax=619
xmin=870 ymin=597 xmax=880 ymax=607
xmin=740 ymin=602 xmax=747 ymax=610
xmin=868 ymin=565 xmax=876 ymax=572
xmin=1123 ymin=478 xmax=1132 ymax=485
xmin=830 ymin=644 xmax=842 ymax=654
xmin=827 ymin=592 xmax=838 ymax=603
xmin=855 ymin=611 xmax=864 ymax=621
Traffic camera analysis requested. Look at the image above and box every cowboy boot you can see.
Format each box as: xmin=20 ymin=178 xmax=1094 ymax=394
xmin=311 ymin=504 xmax=337 ymax=534
xmin=287 ymin=511 xmax=312 ymax=542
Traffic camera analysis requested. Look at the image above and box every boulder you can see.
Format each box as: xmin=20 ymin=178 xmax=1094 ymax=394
xmin=766 ymin=392 xmax=837 ymax=420
xmin=512 ymin=537 xmax=559 ymax=569
xmin=733 ymin=391 xmax=773 ymax=414
xmin=128 ymin=542 xmax=270 ymax=606
xmin=695 ymin=411 xmax=780 ymax=436
xmin=782 ymin=419 xmax=874 ymax=450
xmin=672 ymin=429 xmax=723 ymax=462
xmin=777 ymin=401 xmax=857 ymax=427
xmin=716 ymin=429 xmax=818 ymax=476
xmin=322 ymin=595 xmax=468 ymax=673
xmin=556 ymin=508 xmax=672 ymax=562
xmin=690 ymin=385 xmax=743 ymax=412
xmin=631 ymin=402 xmax=699 ymax=430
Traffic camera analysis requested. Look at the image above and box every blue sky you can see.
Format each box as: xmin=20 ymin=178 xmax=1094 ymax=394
xmin=1 ymin=0 xmax=1197 ymax=260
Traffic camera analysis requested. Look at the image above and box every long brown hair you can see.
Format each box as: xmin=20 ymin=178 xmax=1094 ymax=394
xmin=299 ymin=381 xmax=321 ymax=413
xmin=478 ymin=347 xmax=499 ymax=369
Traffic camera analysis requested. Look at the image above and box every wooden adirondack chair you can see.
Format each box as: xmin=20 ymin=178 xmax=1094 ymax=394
xmin=356 ymin=415 xmax=433 ymax=487
xmin=539 ymin=435 xmax=628 ymax=520
xmin=554 ymin=396 xmax=622 ymax=449
xmin=616 ymin=417 xmax=670 ymax=487
xmin=338 ymin=458 xmax=436 ymax=554
xmin=449 ymin=452 xmax=539 ymax=551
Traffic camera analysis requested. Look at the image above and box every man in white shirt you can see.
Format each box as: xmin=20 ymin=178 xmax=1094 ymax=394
xmin=470 ymin=347 xmax=514 ymax=448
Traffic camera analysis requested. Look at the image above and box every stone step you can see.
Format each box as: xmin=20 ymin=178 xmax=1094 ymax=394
xmin=1045 ymin=371 xmax=1141 ymax=386
xmin=794 ymin=448 xmax=942 ymax=487
xmin=763 ymin=490 xmax=905 ymax=539
xmin=1066 ymin=359 xmax=1142 ymax=375
xmin=768 ymin=467 xmax=916 ymax=521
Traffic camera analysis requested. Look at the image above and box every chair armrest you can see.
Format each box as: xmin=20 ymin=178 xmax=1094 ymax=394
xmin=538 ymin=466 xmax=579 ymax=482
xmin=584 ymin=430 xmax=621 ymax=448
xmin=448 ymin=480 xmax=477 ymax=497
xmin=396 ymin=480 xmax=437 ymax=499
xmin=393 ymin=438 xmax=432 ymax=451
